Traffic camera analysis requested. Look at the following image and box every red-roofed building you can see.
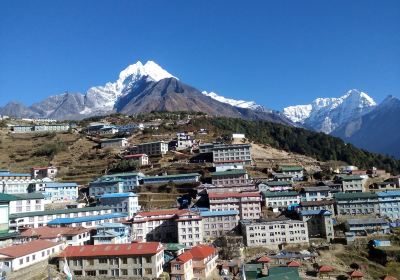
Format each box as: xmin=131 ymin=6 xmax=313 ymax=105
xmin=131 ymin=209 xmax=203 ymax=247
xmin=382 ymin=276 xmax=398 ymax=280
xmin=123 ymin=154 xmax=149 ymax=166
xmin=287 ymin=260 xmax=301 ymax=267
xmin=58 ymin=242 xmax=164 ymax=278
xmin=18 ymin=226 xmax=91 ymax=246
xmin=170 ymin=245 xmax=218 ymax=280
xmin=0 ymin=240 xmax=62 ymax=271
xmin=349 ymin=270 xmax=364 ymax=279
xmin=208 ymin=192 xmax=262 ymax=219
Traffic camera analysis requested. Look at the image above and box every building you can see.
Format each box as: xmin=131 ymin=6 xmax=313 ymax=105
xmin=0 ymin=193 xmax=45 ymax=215
xmin=273 ymin=173 xmax=294 ymax=182
xmin=199 ymin=143 xmax=214 ymax=154
xmin=93 ymin=223 xmax=130 ymax=245
xmin=176 ymin=211 xmax=203 ymax=248
xmin=176 ymin=133 xmax=194 ymax=150
xmin=212 ymin=144 xmax=252 ymax=166
xmin=99 ymin=192 xmax=140 ymax=218
xmin=345 ymin=218 xmax=390 ymax=236
xmin=197 ymin=183 xmax=256 ymax=194
xmin=8 ymin=206 xmax=113 ymax=230
xmin=29 ymin=182 xmax=79 ymax=202
xmin=142 ymin=173 xmax=200 ymax=185
xmin=100 ymin=138 xmax=128 ymax=149
xmin=263 ymin=191 xmax=300 ymax=211
xmin=89 ymin=172 xmax=144 ymax=197
xmin=299 ymin=210 xmax=335 ymax=241
xmin=299 ymin=200 xmax=335 ymax=216
xmin=47 ymin=213 xmax=127 ymax=228
xmin=129 ymin=141 xmax=168 ymax=156
xmin=300 ymin=186 xmax=332 ymax=202
xmin=19 ymin=226 xmax=91 ymax=246
xmin=210 ymin=169 xmax=249 ymax=187
xmin=208 ymin=192 xmax=262 ymax=220
xmin=334 ymin=192 xmax=379 ymax=216
xmin=31 ymin=166 xmax=58 ymax=179
xmin=58 ymin=242 xmax=165 ymax=278
xmin=11 ymin=123 xmax=71 ymax=133
xmin=280 ymin=166 xmax=304 ymax=181
xmin=0 ymin=240 xmax=62 ymax=271
xmin=0 ymin=170 xmax=36 ymax=194
xmin=0 ymin=203 xmax=9 ymax=233
xmin=336 ymin=175 xmax=364 ymax=193
xmin=123 ymin=154 xmax=149 ymax=166
xmin=200 ymin=210 xmax=240 ymax=240
xmin=240 ymin=218 xmax=309 ymax=248
xmin=377 ymin=191 xmax=400 ymax=220
xmin=258 ymin=181 xmax=293 ymax=192
xmin=170 ymin=245 xmax=218 ymax=280
xmin=369 ymin=181 xmax=400 ymax=192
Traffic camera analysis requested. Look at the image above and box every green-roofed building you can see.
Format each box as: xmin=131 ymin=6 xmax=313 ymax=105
xmin=0 ymin=192 xmax=46 ymax=222
xmin=259 ymin=267 xmax=301 ymax=280
xmin=262 ymin=191 xmax=300 ymax=210
xmin=142 ymin=173 xmax=200 ymax=185
xmin=279 ymin=166 xmax=304 ymax=181
xmin=211 ymin=169 xmax=248 ymax=186
xmin=335 ymin=174 xmax=364 ymax=193
xmin=334 ymin=192 xmax=379 ymax=216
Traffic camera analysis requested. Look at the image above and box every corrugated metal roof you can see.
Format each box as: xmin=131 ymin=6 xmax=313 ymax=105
xmin=100 ymin=192 xmax=138 ymax=198
xmin=200 ymin=210 xmax=239 ymax=217
xmin=9 ymin=206 xmax=111 ymax=219
xmin=47 ymin=213 xmax=127 ymax=225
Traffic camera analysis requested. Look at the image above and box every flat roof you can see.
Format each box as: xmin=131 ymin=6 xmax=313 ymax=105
xmin=47 ymin=213 xmax=127 ymax=225
xmin=0 ymin=192 xmax=44 ymax=202
xmin=262 ymin=191 xmax=298 ymax=198
xmin=211 ymin=169 xmax=247 ymax=176
xmin=9 ymin=206 xmax=111 ymax=219
xmin=143 ymin=173 xmax=200 ymax=180
xmin=200 ymin=210 xmax=239 ymax=217
xmin=334 ymin=192 xmax=378 ymax=200
xmin=100 ymin=192 xmax=138 ymax=199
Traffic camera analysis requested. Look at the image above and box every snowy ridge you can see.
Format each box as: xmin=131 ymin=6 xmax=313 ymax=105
xmin=283 ymin=89 xmax=377 ymax=133
xmin=202 ymin=91 xmax=263 ymax=110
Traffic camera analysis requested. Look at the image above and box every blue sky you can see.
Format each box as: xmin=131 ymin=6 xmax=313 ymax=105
xmin=0 ymin=0 xmax=399 ymax=110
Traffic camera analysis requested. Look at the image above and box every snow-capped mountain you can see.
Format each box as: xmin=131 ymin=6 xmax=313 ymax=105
xmin=202 ymin=91 xmax=263 ymax=110
xmin=283 ymin=89 xmax=377 ymax=133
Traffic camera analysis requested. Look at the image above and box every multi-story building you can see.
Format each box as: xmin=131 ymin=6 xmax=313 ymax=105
xmin=263 ymin=191 xmax=300 ymax=211
xmin=19 ymin=226 xmax=91 ymax=247
xmin=142 ymin=173 xmax=200 ymax=185
xmin=212 ymin=144 xmax=252 ymax=166
xmin=89 ymin=172 xmax=144 ymax=197
xmin=123 ymin=154 xmax=149 ymax=166
xmin=8 ymin=206 xmax=114 ymax=230
xmin=170 ymin=245 xmax=218 ymax=280
xmin=93 ymin=223 xmax=130 ymax=245
xmin=258 ymin=181 xmax=293 ymax=192
xmin=58 ymin=242 xmax=165 ymax=278
xmin=240 ymin=218 xmax=309 ymax=248
xmin=199 ymin=143 xmax=214 ymax=154
xmin=299 ymin=210 xmax=335 ymax=241
xmin=0 ymin=240 xmax=63 ymax=271
xmin=272 ymin=173 xmax=294 ymax=182
xmin=100 ymin=138 xmax=128 ymax=149
xmin=176 ymin=133 xmax=194 ymax=150
xmin=99 ymin=192 xmax=140 ymax=218
xmin=345 ymin=218 xmax=390 ymax=235
xmin=130 ymin=141 xmax=169 ymax=156
xmin=47 ymin=212 xmax=127 ymax=228
xmin=279 ymin=166 xmax=304 ymax=181
xmin=197 ymin=183 xmax=257 ymax=194
xmin=369 ymin=181 xmax=400 ymax=192
xmin=0 ymin=170 xmax=37 ymax=194
xmin=300 ymin=186 xmax=332 ymax=202
xmin=0 ymin=193 xmax=45 ymax=214
xmin=31 ymin=166 xmax=58 ymax=179
xmin=334 ymin=192 xmax=379 ymax=216
xmin=29 ymin=182 xmax=79 ymax=202
xmin=200 ymin=210 xmax=240 ymax=240
xmin=0 ymin=203 xmax=9 ymax=233
xmin=336 ymin=175 xmax=364 ymax=193
xmin=208 ymin=192 xmax=262 ymax=220
xmin=299 ymin=200 xmax=335 ymax=216
xmin=11 ymin=123 xmax=71 ymax=133
xmin=211 ymin=169 xmax=249 ymax=187
xmin=377 ymin=190 xmax=400 ymax=220
xmin=176 ymin=211 xmax=203 ymax=248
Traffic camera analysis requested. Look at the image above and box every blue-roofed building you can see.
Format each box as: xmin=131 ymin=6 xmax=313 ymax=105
xmin=99 ymin=192 xmax=140 ymax=218
xmin=0 ymin=170 xmax=40 ymax=194
xmin=299 ymin=210 xmax=335 ymax=241
xmin=47 ymin=212 xmax=127 ymax=228
xmin=29 ymin=182 xmax=79 ymax=202
xmin=200 ymin=210 xmax=239 ymax=240
xmin=93 ymin=222 xmax=130 ymax=245
xmin=89 ymin=172 xmax=144 ymax=197
xmin=377 ymin=190 xmax=400 ymax=220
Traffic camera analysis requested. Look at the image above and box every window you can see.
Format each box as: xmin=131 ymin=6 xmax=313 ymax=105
xmin=145 ymin=268 xmax=152 ymax=275
xmin=99 ymin=259 xmax=108 ymax=264
xmin=87 ymin=259 xmax=94 ymax=266
xmin=145 ymin=256 xmax=151 ymax=263
xmin=19 ymin=259 xmax=24 ymax=265
xmin=121 ymin=258 xmax=127 ymax=264
xmin=86 ymin=271 xmax=96 ymax=276
xmin=99 ymin=270 xmax=108 ymax=275
xmin=74 ymin=271 xmax=83 ymax=276
xmin=121 ymin=269 xmax=128 ymax=276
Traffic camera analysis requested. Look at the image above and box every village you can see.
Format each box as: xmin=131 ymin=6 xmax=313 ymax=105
xmin=0 ymin=114 xmax=399 ymax=280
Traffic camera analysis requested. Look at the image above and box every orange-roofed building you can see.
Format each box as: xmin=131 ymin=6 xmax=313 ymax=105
xmin=0 ymin=240 xmax=62 ymax=271
xmin=58 ymin=242 xmax=164 ymax=278
xmin=170 ymin=245 xmax=218 ymax=280
xmin=287 ymin=260 xmax=301 ymax=267
xmin=208 ymin=191 xmax=262 ymax=220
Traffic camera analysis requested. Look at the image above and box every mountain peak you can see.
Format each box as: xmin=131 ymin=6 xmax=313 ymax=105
xmin=118 ymin=60 xmax=177 ymax=83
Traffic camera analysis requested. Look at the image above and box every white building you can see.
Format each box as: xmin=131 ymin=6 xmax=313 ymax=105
xmin=89 ymin=172 xmax=144 ymax=197
xmin=176 ymin=211 xmax=203 ymax=248
xmin=212 ymin=144 xmax=252 ymax=166
xmin=176 ymin=133 xmax=194 ymax=150
xmin=241 ymin=218 xmax=309 ymax=248
xmin=280 ymin=166 xmax=304 ymax=181
xmin=99 ymin=192 xmax=141 ymax=218
xmin=100 ymin=138 xmax=128 ymax=149
xmin=0 ymin=170 xmax=37 ymax=194
xmin=123 ymin=154 xmax=149 ymax=166
xmin=29 ymin=182 xmax=79 ymax=202
xmin=0 ymin=193 xmax=45 ymax=215
xmin=31 ymin=166 xmax=58 ymax=179
xmin=300 ymin=186 xmax=332 ymax=202
xmin=0 ymin=240 xmax=63 ymax=271
xmin=263 ymin=191 xmax=300 ymax=211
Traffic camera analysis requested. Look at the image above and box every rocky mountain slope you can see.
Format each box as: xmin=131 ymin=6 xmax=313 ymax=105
xmin=332 ymin=95 xmax=400 ymax=158
xmin=0 ymin=61 xmax=291 ymax=125
xmin=283 ymin=89 xmax=377 ymax=133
